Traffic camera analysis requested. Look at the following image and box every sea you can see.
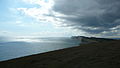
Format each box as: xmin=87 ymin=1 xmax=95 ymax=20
xmin=0 ymin=37 xmax=80 ymax=61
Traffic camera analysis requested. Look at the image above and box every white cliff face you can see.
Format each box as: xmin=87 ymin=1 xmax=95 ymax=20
xmin=80 ymin=37 xmax=98 ymax=44
xmin=71 ymin=36 xmax=95 ymax=44
xmin=72 ymin=36 xmax=115 ymax=44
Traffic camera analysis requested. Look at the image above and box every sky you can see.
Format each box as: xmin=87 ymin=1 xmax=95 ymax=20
xmin=0 ymin=0 xmax=120 ymax=38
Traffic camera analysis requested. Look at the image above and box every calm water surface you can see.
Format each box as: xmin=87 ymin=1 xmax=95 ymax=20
xmin=0 ymin=37 xmax=80 ymax=61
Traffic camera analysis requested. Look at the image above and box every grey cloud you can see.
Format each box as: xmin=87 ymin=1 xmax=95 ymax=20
xmin=52 ymin=0 xmax=120 ymax=36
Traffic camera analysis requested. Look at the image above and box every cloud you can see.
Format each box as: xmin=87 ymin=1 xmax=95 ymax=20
xmin=16 ymin=0 xmax=58 ymax=26
xmin=52 ymin=0 xmax=120 ymax=37
xmin=16 ymin=0 xmax=120 ymax=37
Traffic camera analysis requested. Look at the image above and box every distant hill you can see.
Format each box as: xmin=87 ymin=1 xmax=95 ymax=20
xmin=72 ymin=36 xmax=116 ymax=44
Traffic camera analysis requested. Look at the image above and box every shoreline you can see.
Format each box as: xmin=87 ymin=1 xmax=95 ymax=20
xmin=0 ymin=40 xmax=120 ymax=68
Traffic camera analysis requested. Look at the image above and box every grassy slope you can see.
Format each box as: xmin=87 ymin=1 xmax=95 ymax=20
xmin=0 ymin=40 xmax=120 ymax=68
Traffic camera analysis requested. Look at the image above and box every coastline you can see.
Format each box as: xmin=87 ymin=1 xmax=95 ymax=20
xmin=0 ymin=40 xmax=120 ymax=68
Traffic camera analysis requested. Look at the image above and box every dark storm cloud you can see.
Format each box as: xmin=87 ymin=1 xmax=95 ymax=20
xmin=52 ymin=0 xmax=120 ymax=36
